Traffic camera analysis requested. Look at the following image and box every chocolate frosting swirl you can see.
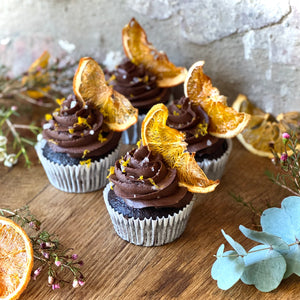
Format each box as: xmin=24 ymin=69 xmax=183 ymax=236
xmin=109 ymin=59 xmax=170 ymax=113
xmin=167 ymin=97 xmax=225 ymax=158
xmin=109 ymin=146 xmax=192 ymax=209
xmin=42 ymin=94 xmax=121 ymax=158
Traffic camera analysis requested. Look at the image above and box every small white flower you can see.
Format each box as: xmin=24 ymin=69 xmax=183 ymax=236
xmin=0 ymin=136 xmax=7 ymax=147
xmin=0 ymin=148 xmax=7 ymax=162
xmin=37 ymin=133 xmax=43 ymax=142
xmin=4 ymin=154 xmax=18 ymax=167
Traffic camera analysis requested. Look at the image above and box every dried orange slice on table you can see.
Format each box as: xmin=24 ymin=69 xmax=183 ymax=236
xmin=142 ymin=103 xmax=219 ymax=193
xmin=0 ymin=216 xmax=33 ymax=300
xmin=184 ymin=61 xmax=250 ymax=138
xmin=73 ymin=57 xmax=138 ymax=131
xmin=122 ymin=18 xmax=187 ymax=87
xmin=232 ymin=94 xmax=300 ymax=157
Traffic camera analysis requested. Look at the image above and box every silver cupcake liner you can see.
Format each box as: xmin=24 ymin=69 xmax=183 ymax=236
xmin=198 ymin=138 xmax=233 ymax=180
xmin=35 ymin=139 xmax=121 ymax=193
xmin=103 ymin=183 xmax=194 ymax=246
xmin=121 ymin=114 xmax=145 ymax=145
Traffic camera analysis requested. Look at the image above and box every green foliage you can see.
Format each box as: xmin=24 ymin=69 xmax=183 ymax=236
xmin=211 ymin=196 xmax=300 ymax=292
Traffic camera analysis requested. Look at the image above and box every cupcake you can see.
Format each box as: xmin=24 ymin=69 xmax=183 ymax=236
xmin=36 ymin=57 xmax=138 ymax=193
xmin=104 ymin=103 xmax=218 ymax=246
xmin=167 ymin=96 xmax=232 ymax=180
xmin=108 ymin=18 xmax=187 ymax=144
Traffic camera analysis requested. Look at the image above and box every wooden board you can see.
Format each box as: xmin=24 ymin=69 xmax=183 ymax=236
xmin=0 ymin=139 xmax=299 ymax=299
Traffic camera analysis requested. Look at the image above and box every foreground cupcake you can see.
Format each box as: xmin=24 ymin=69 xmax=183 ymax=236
xmin=104 ymin=103 xmax=218 ymax=246
xmin=166 ymin=61 xmax=250 ymax=180
xmin=108 ymin=18 xmax=187 ymax=144
xmin=35 ymin=57 xmax=138 ymax=193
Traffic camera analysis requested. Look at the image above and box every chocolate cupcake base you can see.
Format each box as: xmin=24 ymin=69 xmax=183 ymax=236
xmin=35 ymin=139 xmax=121 ymax=193
xmin=103 ymin=183 xmax=194 ymax=246
xmin=197 ymin=139 xmax=233 ymax=180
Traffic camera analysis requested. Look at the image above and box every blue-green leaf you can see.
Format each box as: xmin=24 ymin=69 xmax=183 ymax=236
xmin=261 ymin=196 xmax=300 ymax=244
xmin=221 ymin=230 xmax=247 ymax=256
xmin=216 ymin=244 xmax=225 ymax=257
xmin=239 ymin=225 xmax=289 ymax=251
xmin=211 ymin=250 xmax=245 ymax=290
xmin=282 ymin=244 xmax=300 ymax=278
xmin=241 ymin=245 xmax=286 ymax=292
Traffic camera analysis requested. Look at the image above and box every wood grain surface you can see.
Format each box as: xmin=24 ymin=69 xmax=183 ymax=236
xmin=1 ymin=139 xmax=299 ymax=300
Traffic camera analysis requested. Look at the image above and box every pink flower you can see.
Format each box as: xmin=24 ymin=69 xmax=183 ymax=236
xmin=71 ymin=254 xmax=78 ymax=260
xmin=52 ymin=283 xmax=60 ymax=290
xmin=280 ymin=153 xmax=288 ymax=162
xmin=78 ymin=280 xmax=85 ymax=287
xmin=11 ymin=106 xmax=18 ymax=111
xmin=282 ymin=132 xmax=290 ymax=139
xmin=55 ymin=259 xmax=62 ymax=267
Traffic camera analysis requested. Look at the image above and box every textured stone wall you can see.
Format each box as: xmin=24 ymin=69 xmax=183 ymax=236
xmin=1 ymin=0 xmax=299 ymax=114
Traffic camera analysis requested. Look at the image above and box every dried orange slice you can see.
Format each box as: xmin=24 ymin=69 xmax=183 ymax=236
xmin=21 ymin=50 xmax=51 ymax=99
xmin=122 ymin=18 xmax=187 ymax=87
xmin=73 ymin=57 xmax=138 ymax=132
xmin=0 ymin=216 xmax=33 ymax=300
xmin=184 ymin=61 xmax=250 ymax=138
xmin=232 ymin=94 xmax=300 ymax=157
xmin=142 ymin=103 xmax=219 ymax=193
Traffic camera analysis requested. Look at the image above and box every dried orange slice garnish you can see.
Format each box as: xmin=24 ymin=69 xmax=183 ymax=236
xmin=142 ymin=103 xmax=219 ymax=193
xmin=122 ymin=18 xmax=187 ymax=87
xmin=0 ymin=216 xmax=33 ymax=300
xmin=184 ymin=61 xmax=250 ymax=138
xmin=21 ymin=50 xmax=51 ymax=99
xmin=73 ymin=57 xmax=138 ymax=132
xmin=232 ymin=94 xmax=300 ymax=157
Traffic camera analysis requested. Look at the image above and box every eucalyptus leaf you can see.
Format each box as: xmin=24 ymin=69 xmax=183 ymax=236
xmin=221 ymin=230 xmax=247 ymax=256
xmin=261 ymin=196 xmax=300 ymax=244
xmin=281 ymin=244 xmax=300 ymax=278
xmin=239 ymin=225 xmax=289 ymax=251
xmin=216 ymin=244 xmax=225 ymax=257
xmin=211 ymin=250 xmax=245 ymax=290
xmin=241 ymin=245 xmax=286 ymax=292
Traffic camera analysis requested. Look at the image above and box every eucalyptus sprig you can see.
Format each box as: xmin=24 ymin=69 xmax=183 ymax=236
xmin=212 ymin=196 xmax=300 ymax=292
xmin=266 ymin=131 xmax=300 ymax=196
xmin=0 ymin=206 xmax=85 ymax=290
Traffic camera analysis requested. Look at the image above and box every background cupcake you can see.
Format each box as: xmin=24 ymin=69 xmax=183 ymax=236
xmin=104 ymin=103 xmax=219 ymax=246
xmin=108 ymin=18 xmax=187 ymax=144
xmin=178 ymin=61 xmax=250 ymax=180
xmin=167 ymin=96 xmax=232 ymax=180
xmin=36 ymin=57 xmax=138 ymax=193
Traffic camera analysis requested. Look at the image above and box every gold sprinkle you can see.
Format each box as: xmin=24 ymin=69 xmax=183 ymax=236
xmin=98 ymin=132 xmax=107 ymax=143
xmin=48 ymin=139 xmax=57 ymax=145
xmin=173 ymin=111 xmax=179 ymax=116
xmin=176 ymin=104 xmax=182 ymax=109
xmin=148 ymin=178 xmax=159 ymax=189
xmin=77 ymin=116 xmax=92 ymax=129
xmin=82 ymin=149 xmax=90 ymax=158
xmin=45 ymin=114 xmax=52 ymax=121
xmin=136 ymin=139 xmax=142 ymax=148
xmin=138 ymin=175 xmax=144 ymax=180
xmin=56 ymin=97 xmax=65 ymax=106
xmin=80 ymin=159 xmax=91 ymax=167
xmin=195 ymin=122 xmax=208 ymax=137
xmin=68 ymin=128 xmax=74 ymax=134
xmin=106 ymin=74 xmax=116 ymax=84
xmin=107 ymin=166 xmax=115 ymax=178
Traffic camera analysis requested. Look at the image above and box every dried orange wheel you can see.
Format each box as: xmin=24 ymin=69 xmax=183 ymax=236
xmin=122 ymin=18 xmax=187 ymax=87
xmin=184 ymin=61 xmax=250 ymax=138
xmin=73 ymin=57 xmax=138 ymax=132
xmin=21 ymin=50 xmax=51 ymax=99
xmin=232 ymin=94 xmax=300 ymax=157
xmin=142 ymin=104 xmax=219 ymax=193
xmin=0 ymin=216 xmax=33 ymax=300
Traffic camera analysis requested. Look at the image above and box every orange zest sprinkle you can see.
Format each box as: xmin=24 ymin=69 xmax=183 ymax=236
xmin=98 ymin=132 xmax=107 ymax=143
xmin=148 ymin=178 xmax=159 ymax=189
xmin=82 ymin=149 xmax=90 ymax=158
xmin=107 ymin=166 xmax=115 ymax=178
xmin=45 ymin=114 xmax=52 ymax=121
xmin=56 ymin=97 xmax=65 ymax=106
xmin=80 ymin=159 xmax=92 ymax=167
